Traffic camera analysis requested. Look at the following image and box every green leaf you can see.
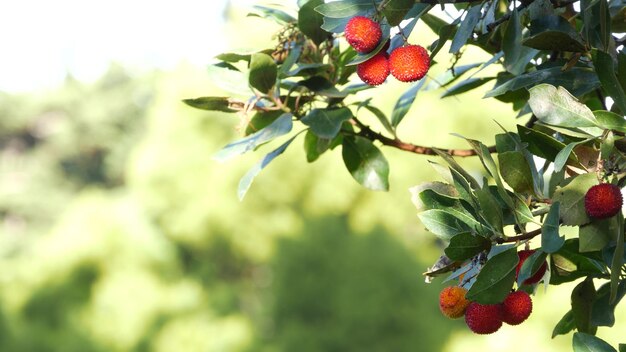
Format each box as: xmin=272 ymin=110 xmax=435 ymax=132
xmin=579 ymin=217 xmax=616 ymax=252
xmin=314 ymin=0 xmax=374 ymax=18
xmin=517 ymin=250 xmax=548 ymax=286
xmin=391 ymin=79 xmax=427 ymax=127
xmin=610 ymin=214 xmax=624 ymax=303
xmin=528 ymin=84 xmax=598 ymax=128
xmin=298 ymin=0 xmax=328 ymax=45
xmin=571 ymin=278 xmax=597 ymax=335
xmin=207 ymin=64 xmax=251 ymax=96
xmin=620 ymin=345 xmax=626 ymax=352
xmin=425 ymin=62 xmax=482 ymax=91
xmin=445 ymin=233 xmax=491 ymax=261
xmin=594 ymin=110 xmax=626 ymax=133
xmin=347 ymin=37 xmax=391 ymax=66
xmin=523 ymin=15 xmax=587 ymax=52
xmin=303 ymin=130 xmax=334 ymax=162
xmin=553 ymin=310 xmax=576 ymax=338
xmin=517 ymin=125 xmax=583 ymax=167
xmin=362 ymin=105 xmax=395 ymax=136
xmin=238 ymin=136 xmax=296 ymax=200
xmin=279 ymin=45 xmax=303 ymax=77
xmin=249 ymin=5 xmax=296 ymax=24
xmin=475 ymin=186 xmax=504 ymax=233
xmin=552 ymin=173 xmax=598 ymax=226
xmin=591 ymin=281 xmax=626 ymax=327
xmin=245 ymin=111 xmax=284 ymax=136
xmin=450 ymin=4 xmax=483 ymax=54
xmin=382 ymin=0 xmax=414 ymax=26
xmin=551 ymin=239 xmax=608 ymax=285
xmin=485 ymin=68 xmax=600 ymax=98
xmin=214 ymin=113 xmax=293 ymax=162
xmin=409 ymin=182 xmax=459 ymax=212
xmin=573 ymin=332 xmax=617 ymax=352
xmin=430 ymin=24 xmax=456 ymax=60
xmin=342 ymin=136 xmax=389 ymax=191
xmin=249 ymin=53 xmax=278 ymax=93
xmin=432 ymin=149 xmax=481 ymax=190
xmin=503 ymin=10 xmax=522 ymax=74
xmin=554 ymin=139 xmax=593 ymax=173
xmin=498 ymin=151 xmax=534 ymax=193
xmin=441 ymin=77 xmax=496 ymax=98
xmin=466 ymin=248 xmax=518 ymax=304
xmin=183 ymin=97 xmax=237 ymax=113
xmin=593 ymin=49 xmax=626 ymax=114
xmin=543 ymin=202 xmax=565 ymax=253
xmin=301 ymin=107 xmax=353 ymax=139
xmin=418 ymin=209 xmax=472 ymax=240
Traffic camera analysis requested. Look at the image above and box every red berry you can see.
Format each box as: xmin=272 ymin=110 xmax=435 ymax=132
xmin=502 ymin=291 xmax=533 ymax=325
xmin=515 ymin=250 xmax=547 ymax=285
xmin=464 ymin=302 xmax=503 ymax=334
xmin=357 ymin=53 xmax=389 ymax=86
xmin=345 ymin=16 xmax=382 ymax=54
xmin=439 ymin=286 xmax=470 ymax=319
xmin=389 ymin=45 xmax=430 ymax=82
xmin=584 ymin=183 xmax=623 ymax=219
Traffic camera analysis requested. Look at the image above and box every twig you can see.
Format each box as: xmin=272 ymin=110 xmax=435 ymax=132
xmin=495 ymin=228 xmax=542 ymax=244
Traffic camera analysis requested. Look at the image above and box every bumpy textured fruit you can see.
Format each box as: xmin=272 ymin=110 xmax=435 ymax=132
xmin=584 ymin=183 xmax=623 ymax=219
xmin=464 ymin=302 xmax=503 ymax=334
xmin=516 ymin=249 xmax=547 ymax=285
xmin=389 ymin=45 xmax=430 ymax=82
xmin=357 ymin=53 xmax=389 ymax=86
xmin=439 ymin=286 xmax=470 ymax=319
xmin=502 ymin=291 xmax=533 ymax=325
xmin=345 ymin=16 xmax=382 ymax=53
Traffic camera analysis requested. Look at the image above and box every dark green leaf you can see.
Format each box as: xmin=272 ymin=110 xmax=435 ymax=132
xmin=517 ymin=125 xmax=583 ymax=167
xmin=610 ymin=214 xmax=624 ymax=303
xmin=528 ymin=84 xmax=598 ymax=128
xmin=523 ymin=15 xmax=587 ymax=52
xmin=579 ymin=217 xmax=616 ymax=252
xmin=571 ymin=278 xmax=597 ymax=335
xmin=503 ymin=10 xmax=522 ymax=74
xmin=441 ymin=77 xmax=495 ymax=98
xmin=298 ymin=0 xmax=328 ymax=45
xmin=298 ymin=76 xmax=346 ymax=97
xmin=278 ymin=45 xmax=303 ymax=76
xmin=314 ymin=0 xmax=374 ymax=18
xmin=362 ymin=105 xmax=395 ymax=136
xmin=421 ymin=13 xmax=449 ymax=34
xmin=594 ymin=110 xmax=626 ymax=133
xmin=301 ymin=107 xmax=353 ymax=139
xmin=517 ymin=250 xmax=548 ymax=286
xmin=347 ymin=37 xmax=391 ymax=66
xmin=245 ymin=111 xmax=284 ymax=136
xmin=342 ymin=136 xmax=389 ymax=191
xmin=303 ymin=130 xmax=335 ymax=162
xmin=551 ymin=239 xmax=608 ymax=285
xmin=543 ymin=202 xmax=565 ymax=253
xmin=450 ymin=4 xmax=483 ymax=54
xmin=466 ymin=248 xmax=518 ymax=304
xmin=475 ymin=186 xmax=504 ymax=233
xmin=445 ymin=233 xmax=491 ymax=261
xmin=249 ymin=53 xmax=278 ymax=93
xmin=382 ymin=0 xmax=415 ymax=26
xmin=593 ymin=49 xmax=626 ymax=114
xmin=320 ymin=16 xmax=350 ymax=33
xmin=215 ymin=113 xmax=293 ymax=162
xmin=591 ymin=281 xmax=626 ymax=327
xmin=183 ymin=97 xmax=236 ymax=112
xmin=573 ymin=332 xmax=617 ymax=352
xmin=432 ymin=149 xmax=481 ymax=189
xmin=424 ymin=62 xmax=482 ymax=90
xmin=238 ymin=136 xmax=296 ymax=200
xmin=620 ymin=344 xmax=626 ymax=352
xmin=430 ymin=24 xmax=456 ymax=60
xmin=391 ymin=79 xmax=427 ymax=127
xmin=485 ymin=67 xmax=600 ymax=98
xmin=553 ymin=310 xmax=576 ymax=338
xmin=249 ymin=5 xmax=296 ymax=24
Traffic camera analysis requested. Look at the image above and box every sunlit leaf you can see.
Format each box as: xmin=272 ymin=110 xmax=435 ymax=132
xmin=342 ymin=136 xmax=389 ymax=191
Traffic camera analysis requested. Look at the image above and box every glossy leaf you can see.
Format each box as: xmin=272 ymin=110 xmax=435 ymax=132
xmin=466 ymin=248 xmax=518 ymax=304
xmin=418 ymin=209 xmax=472 ymax=240
xmin=528 ymin=84 xmax=598 ymax=128
xmin=475 ymin=186 xmax=504 ymax=233
xmin=391 ymin=79 xmax=427 ymax=127
xmin=304 ymin=130 xmax=334 ymax=162
xmin=594 ymin=110 xmax=626 ymax=133
xmin=571 ymin=278 xmax=597 ymax=335
xmin=591 ymin=281 xmax=626 ymax=327
xmin=409 ymin=182 xmax=459 ymax=212
xmin=342 ymin=136 xmax=389 ymax=191
xmin=445 ymin=233 xmax=491 ymax=261
xmin=382 ymin=0 xmax=414 ymax=26
xmin=450 ymin=4 xmax=482 ymax=54
xmin=573 ymin=333 xmax=617 ymax=352
xmin=249 ymin=53 xmax=278 ymax=93
xmin=214 ymin=113 xmax=293 ymax=162
xmin=238 ymin=136 xmax=296 ymax=200
xmin=183 ymin=97 xmax=236 ymax=112
xmin=485 ymin=67 xmax=600 ymax=98
xmin=523 ymin=15 xmax=586 ymax=52
xmin=503 ymin=10 xmax=522 ymax=74
xmin=298 ymin=0 xmax=328 ymax=45
xmin=314 ymin=0 xmax=374 ymax=18
xmin=593 ymin=49 xmax=626 ymax=114
xmin=301 ymin=107 xmax=353 ymax=139
xmin=517 ymin=125 xmax=583 ymax=167
xmin=543 ymin=202 xmax=565 ymax=253
xmin=553 ymin=310 xmax=575 ymax=338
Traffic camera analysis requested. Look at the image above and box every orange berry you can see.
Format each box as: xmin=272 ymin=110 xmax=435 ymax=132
xmin=389 ymin=45 xmax=430 ymax=82
xmin=439 ymin=286 xmax=470 ymax=319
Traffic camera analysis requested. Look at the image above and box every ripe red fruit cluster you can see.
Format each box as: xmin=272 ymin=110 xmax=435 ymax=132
xmin=464 ymin=291 xmax=533 ymax=334
xmin=516 ymin=249 xmax=547 ymax=285
xmin=345 ymin=16 xmax=430 ymax=86
xmin=584 ymin=183 xmax=623 ymax=219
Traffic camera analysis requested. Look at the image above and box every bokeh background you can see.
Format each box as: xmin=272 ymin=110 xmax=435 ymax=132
xmin=1 ymin=0 xmax=624 ymax=351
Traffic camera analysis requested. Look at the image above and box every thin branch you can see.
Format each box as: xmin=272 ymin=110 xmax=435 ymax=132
xmin=495 ymin=228 xmax=542 ymax=244
xmin=354 ymin=119 xmax=495 ymax=157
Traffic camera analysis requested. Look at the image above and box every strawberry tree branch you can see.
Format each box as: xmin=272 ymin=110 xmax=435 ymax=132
xmin=495 ymin=228 xmax=542 ymax=244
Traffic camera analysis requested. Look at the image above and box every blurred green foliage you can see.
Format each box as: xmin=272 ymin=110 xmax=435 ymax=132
xmin=0 ymin=65 xmax=457 ymax=351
